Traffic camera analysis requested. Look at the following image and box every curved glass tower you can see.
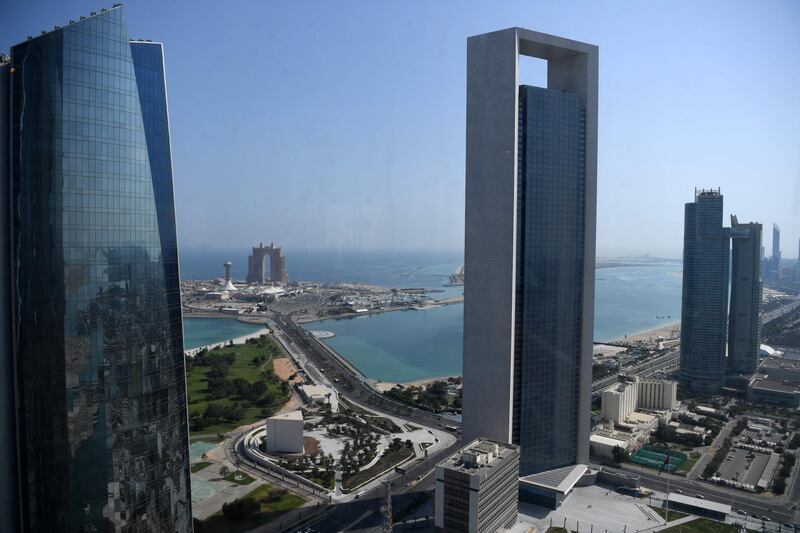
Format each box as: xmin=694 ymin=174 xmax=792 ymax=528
xmin=3 ymin=6 xmax=192 ymax=531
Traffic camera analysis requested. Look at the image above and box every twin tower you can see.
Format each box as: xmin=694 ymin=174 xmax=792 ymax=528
xmin=680 ymin=189 xmax=763 ymax=393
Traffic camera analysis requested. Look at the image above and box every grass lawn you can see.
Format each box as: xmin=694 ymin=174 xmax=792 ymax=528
xmin=194 ymin=484 xmax=305 ymax=533
xmin=659 ymin=518 xmax=737 ymax=533
xmin=224 ymin=471 xmax=255 ymax=485
xmin=343 ymin=446 xmax=414 ymax=490
xmin=677 ymin=452 xmax=701 ymax=474
xmin=306 ymin=471 xmax=335 ymax=489
xmin=191 ymin=462 xmax=212 ymax=473
xmin=187 ymin=336 xmax=290 ymax=435
xmin=649 ymin=505 xmax=689 ymax=522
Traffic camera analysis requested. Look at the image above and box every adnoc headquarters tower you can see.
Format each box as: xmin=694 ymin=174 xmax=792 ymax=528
xmin=462 ymin=27 xmax=598 ymax=503
xmin=0 ymin=6 xmax=192 ymax=531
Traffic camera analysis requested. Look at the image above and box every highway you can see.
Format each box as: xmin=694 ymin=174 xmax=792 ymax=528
xmin=592 ymin=349 xmax=680 ymax=392
xmin=605 ymin=463 xmax=800 ymax=527
xmin=271 ymin=313 xmax=461 ymax=432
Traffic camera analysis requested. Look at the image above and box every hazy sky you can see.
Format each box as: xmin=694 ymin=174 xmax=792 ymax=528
xmin=5 ymin=0 xmax=800 ymax=258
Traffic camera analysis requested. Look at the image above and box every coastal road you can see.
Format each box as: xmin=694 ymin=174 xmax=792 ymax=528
xmin=271 ymin=313 xmax=461 ymax=433
xmin=592 ymin=349 xmax=680 ymax=392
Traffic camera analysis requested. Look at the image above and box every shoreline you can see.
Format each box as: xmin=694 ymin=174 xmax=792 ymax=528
xmin=297 ymin=295 xmax=463 ymax=325
xmin=603 ymin=321 xmax=681 ymax=345
xmin=373 ymin=375 xmax=460 ymax=392
xmin=184 ymin=327 xmax=270 ymax=356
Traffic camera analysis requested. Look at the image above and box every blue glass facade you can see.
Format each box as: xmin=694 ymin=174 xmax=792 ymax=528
xmin=728 ymin=217 xmax=762 ymax=375
xmin=6 ymin=7 xmax=191 ymax=531
xmin=679 ymin=190 xmax=730 ymax=393
xmin=513 ymin=86 xmax=585 ymax=475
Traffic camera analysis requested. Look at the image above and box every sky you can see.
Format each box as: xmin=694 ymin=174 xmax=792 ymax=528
xmin=4 ymin=0 xmax=800 ymax=258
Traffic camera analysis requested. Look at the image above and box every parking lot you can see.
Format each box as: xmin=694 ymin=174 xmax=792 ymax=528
xmin=717 ymin=448 xmax=772 ymax=487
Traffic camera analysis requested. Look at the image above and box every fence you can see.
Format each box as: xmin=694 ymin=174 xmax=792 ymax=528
xmin=630 ymin=446 xmax=686 ymax=472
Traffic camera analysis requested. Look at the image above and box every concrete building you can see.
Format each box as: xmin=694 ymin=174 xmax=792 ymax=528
xmin=728 ymin=217 xmax=762 ymax=374
xmin=637 ymin=379 xmax=678 ymax=411
xmin=679 ymin=189 xmax=730 ymax=394
xmin=601 ymin=380 xmax=638 ymax=423
xmin=666 ymin=494 xmax=730 ymax=521
xmin=266 ymin=410 xmax=304 ymax=454
xmin=755 ymin=357 xmax=800 ymax=382
xmin=247 ymin=242 xmax=288 ymax=285
xmin=589 ymin=434 xmax=630 ymax=460
xmin=462 ymin=28 xmax=598 ymax=480
xmin=600 ymin=378 xmax=677 ymax=425
xmin=747 ymin=357 xmax=800 ymax=408
xmin=0 ymin=9 xmax=192 ymax=531
xmin=435 ymin=439 xmax=520 ymax=533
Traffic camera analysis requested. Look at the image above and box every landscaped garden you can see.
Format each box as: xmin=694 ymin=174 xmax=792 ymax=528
xmin=186 ymin=335 xmax=291 ymax=435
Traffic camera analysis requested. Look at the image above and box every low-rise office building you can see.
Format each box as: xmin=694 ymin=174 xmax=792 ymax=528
xmin=589 ymin=434 xmax=630 ymax=460
xmin=747 ymin=357 xmax=800 ymax=408
xmin=757 ymin=357 xmax=800 ymax=382
xmin=748 ymin=377 xmax=800 ymax=408
xmin=435 ymin=438 xmax=519 ymax=533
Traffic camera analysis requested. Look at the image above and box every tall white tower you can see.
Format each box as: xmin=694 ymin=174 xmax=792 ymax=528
xmin=222 ymin=261 xmax=237 ymax=291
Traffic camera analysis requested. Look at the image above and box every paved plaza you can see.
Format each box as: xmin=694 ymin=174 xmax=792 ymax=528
xmin=512 ymin=485 xmax=666 ymax=533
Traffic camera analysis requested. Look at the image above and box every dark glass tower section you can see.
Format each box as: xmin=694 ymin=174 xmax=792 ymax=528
xmin=513 ymin=85 xmax=585 ymax=474
xmin=679 ymin=189 xmax=730 ymax=393
xmin=728 ymin=216 xmax=762 ymax=375
xmin=5 ymin=7 xmax=192 ymax=531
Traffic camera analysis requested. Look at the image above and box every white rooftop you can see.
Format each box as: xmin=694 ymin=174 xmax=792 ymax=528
xmin=590 ymin=434 xmax=629 ymax=448
xmin=519 ymin=464 xmax=587 ymax=494
xmin=268 ymin=410 xmax=302 ymax=421
xmin=667 ymin=493 xmax=731 ymax=515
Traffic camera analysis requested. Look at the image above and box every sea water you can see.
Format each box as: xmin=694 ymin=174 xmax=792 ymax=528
xmin=180 ymin=249 xmax=682 ymax=381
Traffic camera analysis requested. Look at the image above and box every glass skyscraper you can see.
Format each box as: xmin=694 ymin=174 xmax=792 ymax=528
xmin=1 ymin=7 xmax=192 ymax=532
xmin=462 ymin=28 xmax=597 ymax=481
xmin=679 ymin=189 xmax=730 ymax=393
xmin=513 ymin=86 xmax=586 ymax=474
xmin=728 ymin=216 xmax=762 ymax=375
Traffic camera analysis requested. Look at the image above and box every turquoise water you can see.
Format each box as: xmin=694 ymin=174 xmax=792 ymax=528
xmin=313 ymin=304 xmax=464 ymax=383
xmin=594 ymin=263 xmax=682 ymax=342
xmin=183 ymin=318 xmax=265 ymax=350
xmin=306 ymin=263 xmax=682 ymax=382
xmin=178 ymin=253 xmax=682 ymax=383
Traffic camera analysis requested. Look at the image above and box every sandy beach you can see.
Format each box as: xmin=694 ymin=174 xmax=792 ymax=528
xmin=373 ymin=375 xmax=460 ymax=393
xmin=606 ymin=321 xmax=680 ymax=345
xmin=185 ymin=327 xmax=270 ymax=356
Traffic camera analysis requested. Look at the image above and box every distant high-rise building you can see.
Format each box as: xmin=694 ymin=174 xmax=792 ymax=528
xmin=0 ymin=7 xmax=192 ymax=531
xmin=679 ymin=189 xmax=730 ymax=393
xmin=796 ymin=238 xmax=800 ymax=282
xmin=765 ymin=223 xmax=782 ymax=281
xmin=462 ymin=28 xmax=598 ymax=482
xmin=728 ymin=216 xmax=762 ymax=375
